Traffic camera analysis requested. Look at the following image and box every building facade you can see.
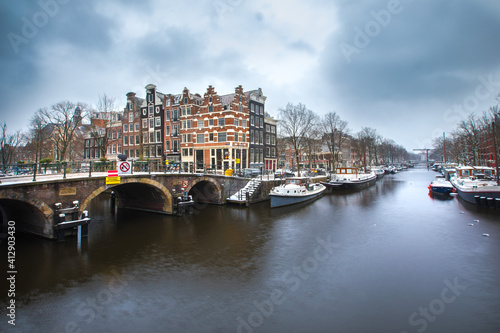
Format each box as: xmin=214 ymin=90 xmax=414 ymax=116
xmin=264 ymin=116 xmax=277 ymax=171
xmin=84 ymin=111 xmax=122 ymax=161
xmin=179 ymin=87 xmax=203 ymax=171
xmin=140 ymin=84 xmax=164 ymax=161
xmin=192 ymin=85 xmax=249 ymax=173
xmin=246 ymin=88 xmax=266 ymax=169
xmin=122 ymin=92 xmax=144 ymax=160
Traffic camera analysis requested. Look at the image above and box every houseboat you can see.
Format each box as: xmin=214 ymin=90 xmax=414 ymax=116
xmin=321 ymin=167 xmax=377 ymax=190
xmin=270 ymin=178 xmax=325 ymax=208
xmin=450 ymin=166 xmax=500 ymax=206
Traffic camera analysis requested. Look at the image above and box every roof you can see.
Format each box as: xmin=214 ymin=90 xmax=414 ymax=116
xmin=219 ymin=93 xmax=236 ymax=107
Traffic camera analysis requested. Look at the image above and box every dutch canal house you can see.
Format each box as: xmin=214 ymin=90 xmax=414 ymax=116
xmin=84 ymin=84 xmax=277 ymax=174
xmin=122 ymin=92 xmax=145 ymax=160
xmin=140 ymin=84 xmax=165 ymax=165
xmin=169 ymin=87 xmax=203 ymax=172
xmin=246 ymin=88 xmax=266 ymax=170
xmin=84 ymin=110 xmax=123 ymax=161
xmin=192 ymin=85 xmax=250 ymax=173
xmin=264 ymin=115 xmax=278 ymax=171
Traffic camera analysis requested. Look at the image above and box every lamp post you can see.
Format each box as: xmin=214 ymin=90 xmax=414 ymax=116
xmin=493 ymin=120 xmax=499 ymax=186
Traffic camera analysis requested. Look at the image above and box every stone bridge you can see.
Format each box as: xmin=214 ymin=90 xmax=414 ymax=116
xmin=0 ymin=173 xmax=250 ymax=240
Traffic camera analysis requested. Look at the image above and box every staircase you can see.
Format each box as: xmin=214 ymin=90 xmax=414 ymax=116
xmin=227 ymin=179 xmax=262 ymax=204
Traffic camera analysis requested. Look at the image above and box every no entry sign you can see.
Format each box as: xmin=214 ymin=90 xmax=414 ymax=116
xmin=118 ymin=161 xmax=132 ymax=174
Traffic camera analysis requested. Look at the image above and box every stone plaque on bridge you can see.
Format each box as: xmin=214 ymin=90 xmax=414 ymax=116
xmin=59 ymin=187 xmax=77 ymax=196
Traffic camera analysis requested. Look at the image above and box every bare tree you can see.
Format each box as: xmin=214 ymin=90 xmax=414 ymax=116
xmin=378 ymin=138 xmax=396 ymax=164
xmin=358 ymin=127 xmax=378 ymax=166
xmin=278 ymin=103 xmax=317 ymax=176
xmin=321 ymin=112 xmax=349 ymax=172
xmin=88 ymin=93 xmax=117 ymax=159
xmin=40 ymin=101 xmax=88 ymax=161
xmin=456 ymin=113 xmax=481 ymax=165
xmin=303 ymin=126 xmax=322 ymax=171
xmin=27 ymin=109 xmax=50 ymax=162
xmin=0 ymin=122 xmax=22 ymax=169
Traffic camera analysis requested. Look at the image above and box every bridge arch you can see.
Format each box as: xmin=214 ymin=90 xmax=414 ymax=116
xmin=81 ymin=178 xmax=173 ymax=214
xmin=188 ymin=177 xmax=223 ymax=204
xmin=0 ymin=193 xmax=54 ymax=238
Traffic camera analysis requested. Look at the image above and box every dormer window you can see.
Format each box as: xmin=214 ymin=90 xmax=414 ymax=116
xmin=184 ymin=97 xmax=188 ymax=104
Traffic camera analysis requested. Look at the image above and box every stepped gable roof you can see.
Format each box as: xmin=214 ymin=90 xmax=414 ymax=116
xmin=219 ymin=93 xmax=236 ymax=107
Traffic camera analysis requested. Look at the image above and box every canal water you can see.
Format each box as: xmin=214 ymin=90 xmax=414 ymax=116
xmin=2 ymin=167 xmax=500 ymax=333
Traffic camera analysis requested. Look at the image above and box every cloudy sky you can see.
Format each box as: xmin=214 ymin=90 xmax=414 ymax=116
xmin=2 ymin=0 xmax=500 ymax=151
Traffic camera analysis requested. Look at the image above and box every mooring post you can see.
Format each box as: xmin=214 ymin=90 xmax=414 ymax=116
xmin=32 ymin=163 xmax=37 ymax=182
xmin=81 ymin=210 xmax=89 ymax=237
xmin=62 ymin=162 xmax=67 ymax=179
xmin=110 ymin=191 xmax=116 ymax=215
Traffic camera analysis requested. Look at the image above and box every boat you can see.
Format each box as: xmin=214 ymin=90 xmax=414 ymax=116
xmin=370 ymin=166 xmax=385 ymax=179
xmin=270 ymin=178 xmax=325 ymax=208
xmin=385 ymin=165 xmax=397 ymax=174
xmin=320 ymin=167 xmax=377 ymax=190
xmin=449 ymin=166 xmax=500 ymax=206
xmin=428 ymin=175 xmax=455 ymax=196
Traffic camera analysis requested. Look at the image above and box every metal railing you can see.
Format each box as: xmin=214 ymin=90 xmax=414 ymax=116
xmin=0 ymin=161 xmax=278 ymax=182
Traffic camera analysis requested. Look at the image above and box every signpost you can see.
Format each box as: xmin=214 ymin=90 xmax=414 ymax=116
xmin=118 ymin=161 xmax=132 ymax=175
xmin=106 ymin=170 xmax=121 ymax=185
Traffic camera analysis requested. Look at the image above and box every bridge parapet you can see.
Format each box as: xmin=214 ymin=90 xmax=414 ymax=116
xmin=0 ymin=173 xmax=250 ymax=240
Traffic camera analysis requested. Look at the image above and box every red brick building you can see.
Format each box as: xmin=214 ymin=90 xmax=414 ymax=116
xmin=122 ymin=92 xmax=144 ymax=159
xmin=191 ymin=85 xmax=249 ymax=173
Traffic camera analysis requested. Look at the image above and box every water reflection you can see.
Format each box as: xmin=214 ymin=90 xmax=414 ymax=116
xmin=2 ymin=168 xmax=500 ymax=333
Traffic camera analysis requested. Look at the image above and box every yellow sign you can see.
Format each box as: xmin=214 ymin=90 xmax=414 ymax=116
xmin=106 ymin=176 xmax=121 ymax=185
xmin=165 ymin=160 xmax=169 ymax=165
xmin=236 ymin=158 xmax=240 ymax=164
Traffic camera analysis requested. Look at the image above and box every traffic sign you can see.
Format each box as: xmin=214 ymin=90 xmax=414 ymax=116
xmin=118 ymin=161 xmax=131 ymax=174
xmin=106 ymin=176 xmax=121 ymax=185
xmin=236 ymin=158 xmax=240 ymax=164
xmin=108 ymin=170 xmax=119 ymax=177
xmin=165 ymin=160 xmax=169 ymax=165
xmin=182 ymin=180 xmax=188 ymax=188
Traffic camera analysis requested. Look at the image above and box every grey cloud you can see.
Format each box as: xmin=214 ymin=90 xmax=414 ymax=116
xmin=322 ymin=0 xmax=500 ymax=104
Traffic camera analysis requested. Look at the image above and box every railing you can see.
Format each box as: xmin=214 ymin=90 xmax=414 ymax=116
xmin=0 ymin=161 xmax=278 ymax=182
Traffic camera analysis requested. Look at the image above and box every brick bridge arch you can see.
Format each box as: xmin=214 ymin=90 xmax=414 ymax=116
xmin=0 ymin=192 xmax=55 ymax=238
xmin=188 ymin=176 xmax=224 ymax=204
xmin=0 ymin=173 xmax=249 ymax=239
xmin=81 ymin=177 xmax=174 ymax=214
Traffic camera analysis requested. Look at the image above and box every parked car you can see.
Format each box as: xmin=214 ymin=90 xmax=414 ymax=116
xmin=314 ymin=168 xmax=327 ymax=175
xmin=274 ymin=169 xmax=295 ymax=178
xmin=243 ymin=168 xmax=261 ymax=178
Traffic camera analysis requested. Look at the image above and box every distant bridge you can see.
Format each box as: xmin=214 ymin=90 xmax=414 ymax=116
xmin=0 ymin=173 xmax=250 ymax=240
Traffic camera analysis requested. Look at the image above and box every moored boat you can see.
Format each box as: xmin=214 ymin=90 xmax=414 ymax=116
xmin=370 ymin=166 xmax=385 ymax=179
xmin=321 ymin=167 xmax=377 ymax=190
xmin=450 ymin=166 xmax=500 ymax=205
xmin=270 ymin=178 xmax=326 ymax=208
xmin=428 ymin=175 xmax=455 ymax=196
